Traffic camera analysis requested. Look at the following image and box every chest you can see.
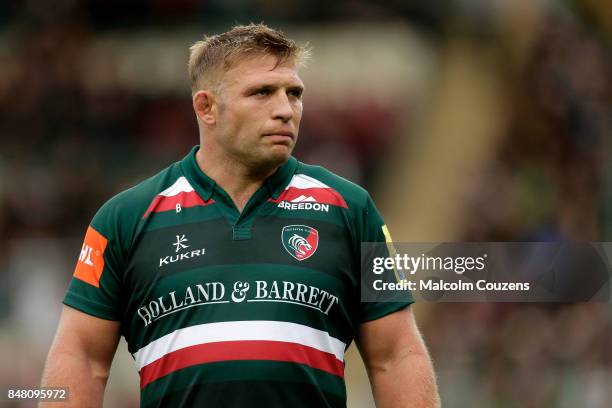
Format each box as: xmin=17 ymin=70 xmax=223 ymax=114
xmin=121 ymin=207 xmax=359 ymax=343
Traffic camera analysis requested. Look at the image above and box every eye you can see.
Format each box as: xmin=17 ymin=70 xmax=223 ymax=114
xmin=288 ymin=89 xmax=303 ymax=99
xmin=252 ymin=88 xmax=271 ymax=96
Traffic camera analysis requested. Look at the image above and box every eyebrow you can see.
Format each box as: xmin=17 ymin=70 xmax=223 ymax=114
xmin=244 ymin=83 xmax=304 ymax=94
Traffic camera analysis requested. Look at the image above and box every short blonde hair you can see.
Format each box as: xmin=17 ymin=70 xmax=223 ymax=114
xmin=188 ymin=23 xmax=309 ymax=94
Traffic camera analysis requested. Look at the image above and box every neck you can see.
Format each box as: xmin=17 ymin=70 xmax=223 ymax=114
xmin=195 ymin=146 xmax=280 ymax=212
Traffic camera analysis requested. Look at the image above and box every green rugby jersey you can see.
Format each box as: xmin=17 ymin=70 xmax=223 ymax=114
xmin=64 ymin=146 xmax=412 ymax=407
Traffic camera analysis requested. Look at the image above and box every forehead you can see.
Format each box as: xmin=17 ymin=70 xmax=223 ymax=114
xmin=223 ymin=54 xmax=303 ymax=89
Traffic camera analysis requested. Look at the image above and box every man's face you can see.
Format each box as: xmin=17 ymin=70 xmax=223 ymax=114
xmin=212 ymin=54 xmax=304 ymax=170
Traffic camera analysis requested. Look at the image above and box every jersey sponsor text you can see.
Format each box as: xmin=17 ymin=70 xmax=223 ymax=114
xmin=137 ymin=279 xmax=339 ymax=326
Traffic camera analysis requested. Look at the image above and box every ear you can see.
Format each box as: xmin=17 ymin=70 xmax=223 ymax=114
xmin=193 ymin=90 xmax=217 ymax=125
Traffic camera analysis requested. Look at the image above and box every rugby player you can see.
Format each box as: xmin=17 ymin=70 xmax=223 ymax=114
xmin=41 ymin=24 xmax=439 ymax=407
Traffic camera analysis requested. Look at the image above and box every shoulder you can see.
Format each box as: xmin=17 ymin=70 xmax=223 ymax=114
xmin=294 ymin=161 xmax=372 ymax=213
xmin=90 ymin=161 xmax=183 ymax=245
xmin=293 ymin=160 xmax=386 ymax=245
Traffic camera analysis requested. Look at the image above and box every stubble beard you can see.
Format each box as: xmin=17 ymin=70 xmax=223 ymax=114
xmin=244 ymin=140 xmax=294 ymax=176
xmin=215 ymin=129 xmax=294 ymax=177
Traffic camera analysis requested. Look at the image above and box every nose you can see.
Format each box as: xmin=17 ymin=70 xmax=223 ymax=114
xmin=272 ymin=92 xmax=294 ymax=122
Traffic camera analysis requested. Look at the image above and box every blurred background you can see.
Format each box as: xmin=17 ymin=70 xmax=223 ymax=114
xmin=0 ymin=0 xmax=611 ymax=407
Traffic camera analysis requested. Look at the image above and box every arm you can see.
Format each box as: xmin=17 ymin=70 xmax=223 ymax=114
xmin=356 ymin=306 xmax=440 ymax=408
xmin=40 ymin=305 xmax=121 ymax=408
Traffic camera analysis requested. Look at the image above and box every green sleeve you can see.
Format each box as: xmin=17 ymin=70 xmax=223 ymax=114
xmin=358 ymin=194 xmax=413 ymax=323
xmin=62 ymin=198 xmax=126 ymax=321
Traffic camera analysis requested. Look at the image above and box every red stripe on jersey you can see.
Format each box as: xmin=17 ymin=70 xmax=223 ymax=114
xmin=139 ymin=340 xmax=344 ymax=388
xmin=143 ymin=191 xmax=213 ymax=218
xmin=269 ymin=187 xmax=348 ymax=208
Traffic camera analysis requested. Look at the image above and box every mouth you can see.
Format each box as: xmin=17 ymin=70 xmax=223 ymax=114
xmin=262 ymin=130 xmax=295 ymax=140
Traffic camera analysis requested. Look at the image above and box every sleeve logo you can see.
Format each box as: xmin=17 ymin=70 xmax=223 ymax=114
xmin=381 ymin=224 xmax=406 ymax=281
xmin=73 ymin=226 xmax=108 ymax=287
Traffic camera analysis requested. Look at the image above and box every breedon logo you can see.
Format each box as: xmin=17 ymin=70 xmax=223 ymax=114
xmin=282 ymin=225 xmax=319 ymax=261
